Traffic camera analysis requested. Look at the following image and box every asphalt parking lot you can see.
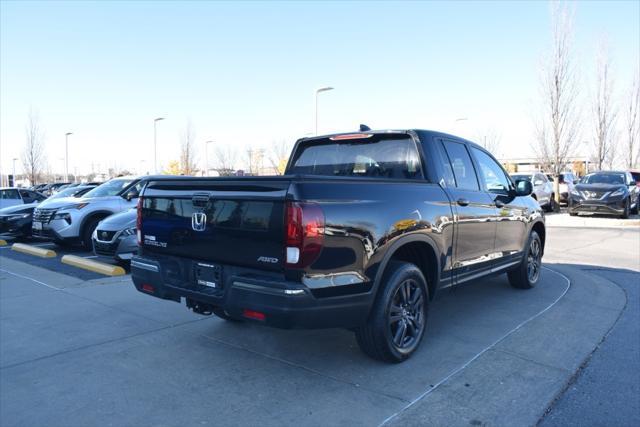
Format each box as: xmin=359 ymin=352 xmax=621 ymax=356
xmin=1 ymin=226 xmax=638 ymax=426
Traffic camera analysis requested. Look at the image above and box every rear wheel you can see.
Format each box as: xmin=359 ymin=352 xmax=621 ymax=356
xmin=508 ymin=231 xmax=542 ymax=289
xmin=355 ymin=261 xmax=428 ymax=363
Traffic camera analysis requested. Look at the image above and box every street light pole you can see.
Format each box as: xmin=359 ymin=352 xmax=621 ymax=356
xmin=205 ymin=140 xmax=214 ymax=176
xmin=153 ymin=117 xmax=165 ymax=174
xmin=65 ymin=132 xmax=72 ymax=182
xmin=315 ymin=87 xmax=334 ymax=135
xmin=12 ymin=158 xmax=17 ymax=186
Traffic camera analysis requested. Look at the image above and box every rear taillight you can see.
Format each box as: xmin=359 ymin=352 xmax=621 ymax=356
xmin=285 ymin=201 xmax=324 ymax=267
xmin=136 ymin=196 xmax=143 ymax=245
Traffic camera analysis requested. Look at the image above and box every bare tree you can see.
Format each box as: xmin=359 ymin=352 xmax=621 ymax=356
xmin=179 ymin=121 xmax=198 ymax=175
xmin=475 ymin=129 xmax=502 ymax=157
xmin=625 ymin=71 xmax=640 ymax=168
xmin=534 ymin=2 xmax=581 ymax=202
xmin=212 ymin=145 xmax=237 ymax=176
xmin=591 ymin=40 xmax=618 ymax=170
xmin=245 ymin=147 xmax=265 ymax=175
xmin=21 ymin=108 xmax=46 ymax=185
xmin=267 ymin=140 xmax=292 ymax=175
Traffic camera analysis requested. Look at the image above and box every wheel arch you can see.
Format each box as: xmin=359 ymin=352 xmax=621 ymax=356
xmin=531 ymin=220 xmax=546 ymax=255
xmin=79 ymin=210 xmax=115 ymax=235
xmin=373 ymin=235 xmax=441 ymax=301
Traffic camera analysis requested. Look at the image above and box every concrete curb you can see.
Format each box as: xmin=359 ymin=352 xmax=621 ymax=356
xmin=61 ymin=255 xmax=126 ymax=276
xmin=546 ymin=213 xmax=640 ymax=229
xmin=384 ymin=264 xmax=626 ymax=427
xmin=11 ymin=243 xmax=56 ymax=258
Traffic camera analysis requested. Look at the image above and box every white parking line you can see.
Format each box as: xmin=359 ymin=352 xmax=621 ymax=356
xmin=379 ymin=266 xmax=572 ymax=426
xmin=0 ymin=268 xmax=62 ymax=290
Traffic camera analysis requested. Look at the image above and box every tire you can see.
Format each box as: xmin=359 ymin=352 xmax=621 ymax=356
xmin=544 ymin=195 xmax=556 ymax=213
xmin=212 ymin=307 xmax=244 ymax=322
xmin=631 ymin=196 xmax=639 ymax=215
xmin=508 ymin=231 xmax=542 ymax=289
xmin=81 ymin=217 xmax=101 ymax=249
xmin=355 ymin=261 xmax=429 ymax=363
xmin=620 ymin=199 xmax=630 ymax=219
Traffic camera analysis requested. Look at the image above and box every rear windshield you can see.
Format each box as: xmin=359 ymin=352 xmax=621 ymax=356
xmin=288 ymin=135 xmax=423 ymax=179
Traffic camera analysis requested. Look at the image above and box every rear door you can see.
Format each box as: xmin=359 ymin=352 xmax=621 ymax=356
xmin=140 ymin=178 xmax=289 ymax=271
xmin=437 ymin=139 xmax=497 ymax=280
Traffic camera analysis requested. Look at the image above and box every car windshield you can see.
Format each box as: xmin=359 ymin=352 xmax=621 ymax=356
xmin=511 ymin=174 xmax=531 ymax=182
xmin=581 ymin=173 xmax=625 ymax=185
xmin=83 ymin=179 xmax=135 ymax=198
xmin=288 ymin=136 xmax=423 ymax=179
xmin=48 ymin=186 xmax=91 ymax=200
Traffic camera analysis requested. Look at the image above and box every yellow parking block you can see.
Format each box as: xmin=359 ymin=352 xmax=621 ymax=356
xmin=0 ymin=239 xmax=7 ymax=246
xmin=61 ymin=255 xmax=126 ymax=276
xmin=12 ymin=243 xmax=56 ymax=258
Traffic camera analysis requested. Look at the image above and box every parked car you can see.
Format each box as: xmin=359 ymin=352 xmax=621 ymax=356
xmin=32 ymin=177 xmax=146 ymax=248
xmin=510 ymin=172 xmax=555 ymax=212
xmin=47 ymin=185 xmax=97 ymax=200
xmin=569 ymin=171 xmax=639 ymax=218
xmin=92 ymin=208 xmax=137 ymax=265
xmin=0 ymin=203 xmax=38 ymax=238
xmin=131 ymin=129 xmax=544 ymax=363
xmin=0 ymin=187 xmax=47 ymax=209
xmin=546 ymin=172 xmax=578 ymax=205
xmin=40 ymin=182 xmax=71 ymax=197
xmin=0 ymin=185 xmax=96 ymax=239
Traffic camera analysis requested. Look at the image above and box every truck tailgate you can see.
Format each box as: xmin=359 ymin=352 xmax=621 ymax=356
xmin=140 ymin=178 xmax=290 ymax=271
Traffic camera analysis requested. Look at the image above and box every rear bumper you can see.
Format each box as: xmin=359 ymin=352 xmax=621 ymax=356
xmin=130 ymin=255 xmax=373 ymax=329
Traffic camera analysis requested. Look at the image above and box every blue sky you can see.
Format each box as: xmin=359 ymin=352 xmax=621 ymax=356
xmin=1 ymin=0 xmax=638 ymax=176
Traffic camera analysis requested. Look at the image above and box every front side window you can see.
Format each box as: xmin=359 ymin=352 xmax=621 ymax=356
xmin=441 ymin=140 xmax=479 ymax=191
xmin=471 ymin=147 xmax=511 ymax=193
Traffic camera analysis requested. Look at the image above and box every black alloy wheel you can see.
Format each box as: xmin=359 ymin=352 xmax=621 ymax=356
xmin=388 ymin=278 xmax=425 ymax=351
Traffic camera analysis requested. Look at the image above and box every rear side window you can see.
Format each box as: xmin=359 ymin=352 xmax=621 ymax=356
xmin=1 ymin=189 xmax=20 ymax=200
xmin=441 ymin=140 xmax=479 ymax=191
xmin=289 ymin=135 xmax=423 ymax=180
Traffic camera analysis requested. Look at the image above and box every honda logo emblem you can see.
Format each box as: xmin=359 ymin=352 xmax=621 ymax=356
xmin=192 ymin=212 xmax=207 ymax=231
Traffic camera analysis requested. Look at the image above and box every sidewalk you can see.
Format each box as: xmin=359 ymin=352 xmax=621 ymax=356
xmin=545 ymin=212 xmax=640 ymax=228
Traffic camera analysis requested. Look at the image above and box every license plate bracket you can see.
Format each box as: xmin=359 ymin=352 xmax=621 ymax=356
xmin=194 ymin=262 xmax=222 ymax=289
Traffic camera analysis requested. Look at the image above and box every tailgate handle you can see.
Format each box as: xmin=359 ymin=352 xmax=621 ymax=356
xmin=192 ymin=193 xmax=210 ymax=208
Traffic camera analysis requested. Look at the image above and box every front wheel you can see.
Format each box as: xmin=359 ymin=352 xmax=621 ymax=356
xmin=620 ymin=199 xmax=630 ymax=219
xmin=508 ymin=231 xmax=542 ymax=289
xmin=355 ymin=261 xmax=429 ymax=363
xmin=631 ymin=196 xmax=639 ymax=215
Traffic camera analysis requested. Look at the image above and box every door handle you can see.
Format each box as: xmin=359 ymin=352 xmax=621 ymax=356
xmin=456 ymin=198 xmax=469 ymax=207
xmin=495 ymin=199 xmax=505 ymax=208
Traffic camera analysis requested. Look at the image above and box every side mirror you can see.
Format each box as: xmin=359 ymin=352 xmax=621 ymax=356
xmin=124 ymin=191 xmax=138 ymax=201
xmin=515 ymin=180 xmax=533 ymax=197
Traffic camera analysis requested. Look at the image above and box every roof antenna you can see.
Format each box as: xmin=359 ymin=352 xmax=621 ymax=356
xmin=359 ymin=124 xmax=371 ymax=131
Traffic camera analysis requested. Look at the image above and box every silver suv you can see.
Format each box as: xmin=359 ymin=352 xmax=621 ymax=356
xmin=511 ymin=172 xmax=556 ymax=212
xmin=32 ymin=177 xmax=144 ymax=248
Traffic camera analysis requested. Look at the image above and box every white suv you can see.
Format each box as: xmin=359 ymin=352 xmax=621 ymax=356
xmin=32 ymin=177 xmax=144 ymax=248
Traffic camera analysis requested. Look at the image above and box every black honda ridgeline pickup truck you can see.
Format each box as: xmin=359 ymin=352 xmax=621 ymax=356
xmin=131 ymin=129 xmax=544 ymax=363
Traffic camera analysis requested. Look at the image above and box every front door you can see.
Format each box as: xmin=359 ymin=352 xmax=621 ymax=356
xmin=439 ymin=139 xmax=498 ymax=281
xmin=469 ymin=146 xmax=528 ymax=267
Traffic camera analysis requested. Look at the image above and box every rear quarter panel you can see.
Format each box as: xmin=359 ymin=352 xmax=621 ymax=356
xmin=288 ymin=179 xmax=454 ymax=289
